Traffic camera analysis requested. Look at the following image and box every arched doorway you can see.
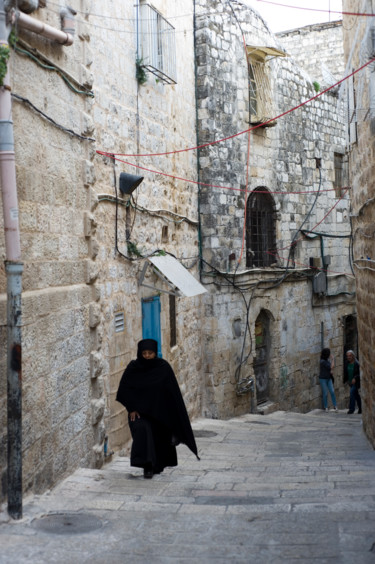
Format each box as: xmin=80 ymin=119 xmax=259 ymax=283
xmin=254 ymin=310 xmax=271 ymax=405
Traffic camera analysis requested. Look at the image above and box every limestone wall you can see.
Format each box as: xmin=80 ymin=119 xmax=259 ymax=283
xmin=0 ymin=0 xmax=202 ymax=502
xmin=195 ymin=0 xmax=355 ymax=418
xmin=342 ymin=0 xmax=375 ymax=447
xmin=277 ymin=20 xmax=345 ymax=90
xmin=0 ymin=1 xmax=96 ymax=498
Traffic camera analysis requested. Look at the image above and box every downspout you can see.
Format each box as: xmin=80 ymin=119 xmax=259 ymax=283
xmin=0 ymin=0 xmax=23 ymax=520
xmin=9 ymin=8 xmax=74 ymax=46
xmin=193 ymin=0 xmax=203 ymax=277
xmin=0 ymin=2 xmax=74 ymax=520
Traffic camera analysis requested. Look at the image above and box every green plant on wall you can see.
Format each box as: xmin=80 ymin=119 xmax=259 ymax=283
xmin=0 ymin=44 xmax=10 ymax=87
xmin=127 ymin=240 xmax=144 ymax=257
xmin=8 ymin=29 xmax=18 ymax=48
xmin=136 ymin=57 xmax=148 ymax=85
xmin=313 ymin=81 xmax=320 ymax=93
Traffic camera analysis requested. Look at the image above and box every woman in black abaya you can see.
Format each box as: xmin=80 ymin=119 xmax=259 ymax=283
xmin=116 ymin=339 xmax=199 ymax=479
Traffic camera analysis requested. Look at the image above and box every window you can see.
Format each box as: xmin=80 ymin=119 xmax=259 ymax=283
xmin=333 ymin=152 xmax=348 ymax=198
xmin=246 ymin=188 xmax=277 ymax=267
xmin=169 ymin=294 xmax=177 ymax=348
xmin=247 ymin=46 xmax=286 ymax=126
xmin=138 ymin=3 xmax=176 ymax=85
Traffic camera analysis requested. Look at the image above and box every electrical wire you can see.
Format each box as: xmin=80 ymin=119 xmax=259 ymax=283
xmin=97 ymin=193 xmax=198 ymax=225
xmin=100 ymin=58 xmax=375 ymax=159
xmin=11 ymin=93 xmax=95 ymax=141
xmin=255 ymin=0 xmax=375 ymax=18
xmin=99 ymin=152 xmax=343 ymax=196
xmin=13 ymin=44 xmax=94 ymax=97
xmin=44 ymin=0 xmax=375 ymax=25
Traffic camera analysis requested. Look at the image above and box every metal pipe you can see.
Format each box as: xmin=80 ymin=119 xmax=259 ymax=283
xmin=0 ymin=9 xmax=20 ymax=261
xmin=10 ymin=8 xmax=74 ymax=46
xmin=6 ymin=260 xmax=23 ymax=520
xmin=0 ymin=0 xmax=23 ymax=520
xmin=1 ymin=0 xmax=73 ymax=520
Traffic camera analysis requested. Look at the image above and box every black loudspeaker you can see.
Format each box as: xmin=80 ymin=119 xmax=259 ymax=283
xmin=119 ymin=172 xmax=144 ymax=195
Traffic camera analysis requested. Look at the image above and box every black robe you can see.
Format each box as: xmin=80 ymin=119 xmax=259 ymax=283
xmin=116 ymin=356 xmax=199 ymax=472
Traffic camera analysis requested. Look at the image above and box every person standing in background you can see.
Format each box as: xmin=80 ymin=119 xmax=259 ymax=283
xmin=344 ymin=350 xmax=361 ymax=415
xmin=319 ymin=348 xmax=338 ymax=412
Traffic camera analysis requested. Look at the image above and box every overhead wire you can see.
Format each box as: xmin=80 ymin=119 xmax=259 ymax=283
xmin=100 ymin=57 xmax=375 ymax=159
xmin=11 ymin=93 xmax=95 ymax=141
xmin=254 ymin=0 xmax=375 ymax=18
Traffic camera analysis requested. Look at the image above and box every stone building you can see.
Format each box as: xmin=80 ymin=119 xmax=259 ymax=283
xmin=0 ymin=0 xmax=204 ymax=503
xmin=195 ymin=0 xmax=356 ymax=418
xmin=342 ymin=0 xmax=375 ymax=447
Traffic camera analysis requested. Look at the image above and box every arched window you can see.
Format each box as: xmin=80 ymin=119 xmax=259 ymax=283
xmin=246 ymin=187 xmax=277 ymax=267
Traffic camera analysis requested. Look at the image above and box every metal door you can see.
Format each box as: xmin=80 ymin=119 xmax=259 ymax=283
xmin=141 ymin=296 xmax=162 ymax=357
xmin=254 ymin=313 xmax=270 ymax=404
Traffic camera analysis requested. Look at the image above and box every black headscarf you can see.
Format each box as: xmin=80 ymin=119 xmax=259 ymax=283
xmin=116 ymin=339 xmax=199 ymax=459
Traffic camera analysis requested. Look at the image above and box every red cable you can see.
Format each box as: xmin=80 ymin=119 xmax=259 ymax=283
xmin=277 ymin=188 xmax=350 ymax=252
xmin=109 ymin=153 xmax=343 ymax=195
xmin=97 ymin=57 xmax=375 ymax=159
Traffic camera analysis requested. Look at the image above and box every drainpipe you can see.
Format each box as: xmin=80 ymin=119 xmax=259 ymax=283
xmin=0 ymin=0 xmax=23 ymax=520
xmin=9 ymin=7 xmax=74 ymax=46
xmin=0 ymin=2 xmax=75 ymax=519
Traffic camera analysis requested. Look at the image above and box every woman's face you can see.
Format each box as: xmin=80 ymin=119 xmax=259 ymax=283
xmin=142 ymin=349 xmax=156 ymax=360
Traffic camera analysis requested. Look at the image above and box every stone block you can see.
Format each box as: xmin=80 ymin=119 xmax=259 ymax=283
xmin=90 ymin=351 xmax=103 ymax=379
xmin=83 ymin=160 xmax=96 ymax=187
xmin=91 ymin=398 xmax=105 ymax=425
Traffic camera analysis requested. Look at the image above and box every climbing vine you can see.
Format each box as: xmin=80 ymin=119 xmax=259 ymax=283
xmin=0 ymin=44 xmax=10 ymax=87
xmin=136 ymin=57 xmax=148 ymax=85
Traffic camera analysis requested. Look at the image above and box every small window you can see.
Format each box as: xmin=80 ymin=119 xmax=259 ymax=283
xmin=247 ymin=46 xmax=286 ymax=127
xmin=169 ymin=294 xmax=177 ymax=348
xmin=138 ymin=3 xmax=176 ymax=85
xmin=161 ymin=225 xmax=168 ymax=243
xmin=246 ymin=188 xmax=277 ymax=267
xmin=333 ymin=152 xmax=347 ymax=198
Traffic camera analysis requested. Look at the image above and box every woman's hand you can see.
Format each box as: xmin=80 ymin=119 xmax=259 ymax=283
xmin=129 ymin=411 xmax=140 ymax=421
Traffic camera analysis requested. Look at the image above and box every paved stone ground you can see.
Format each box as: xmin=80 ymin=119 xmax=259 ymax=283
xmin=1 ymin=409 xmax=374 ymax=563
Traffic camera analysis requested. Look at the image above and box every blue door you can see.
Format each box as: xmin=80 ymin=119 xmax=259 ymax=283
xmin=142 ymin=296 xmax=162 ymax=357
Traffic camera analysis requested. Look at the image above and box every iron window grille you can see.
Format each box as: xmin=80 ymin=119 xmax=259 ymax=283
xmin=246 ymin=188 xmax=277 ymax=268
xmin=138 ymin=3 xmax=177 ymax=85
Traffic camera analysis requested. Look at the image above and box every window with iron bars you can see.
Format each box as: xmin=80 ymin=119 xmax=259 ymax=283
xmin=246 ymin=188 xmax=277 ymax=268
xmin=138 ymin=3 xmax=177 ymax=85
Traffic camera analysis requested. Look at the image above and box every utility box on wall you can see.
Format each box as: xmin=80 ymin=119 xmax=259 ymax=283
xmin=313 ymin=271 xmax=327 ymax=294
